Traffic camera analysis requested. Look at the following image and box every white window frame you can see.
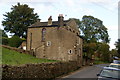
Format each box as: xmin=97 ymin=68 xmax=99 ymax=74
xmin=46 ymin=41 xmax=51 ymax=46
xmin=68 ymin=49 xmax=73 ymax=54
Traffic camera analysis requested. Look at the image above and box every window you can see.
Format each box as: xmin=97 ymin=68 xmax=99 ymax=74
xmin=79 ymin=38 xmax=81 ymax=44
xmin=41 ymin=28 xmax=46 ymax=41
xmin=69 ymin=28 xmax=72 ymax=31
xmin=68 ymin=49 xmax=73 ymax=54
xmin=46 ymin=41 xmax=51 ymax=46
xmin=30 ymin=33 xmax=32 ymax=50
xmin=77 ymin=32 xmax=79 ymax=35
xmin=78 ymin=49 xmax=81 ymax=56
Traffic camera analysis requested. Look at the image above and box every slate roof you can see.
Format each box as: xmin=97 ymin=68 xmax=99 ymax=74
xmin=29 ymin=20 xmax=70 ymax=28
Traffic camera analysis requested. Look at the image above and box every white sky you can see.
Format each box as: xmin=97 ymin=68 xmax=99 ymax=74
xmin=0 ymin=0 xmax=119 ymax=50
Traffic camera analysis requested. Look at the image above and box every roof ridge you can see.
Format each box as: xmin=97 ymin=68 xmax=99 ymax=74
xmin=29 ymin=19 xmax=70 ymax=28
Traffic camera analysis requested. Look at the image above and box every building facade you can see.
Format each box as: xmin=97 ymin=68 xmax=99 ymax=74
xmin=27 ymin=15 xmax=83 ymax=62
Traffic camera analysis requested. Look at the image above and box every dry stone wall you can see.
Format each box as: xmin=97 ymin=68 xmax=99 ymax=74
xmin=2 ymin=61 xmax=79 ymax=79
xmin=2 ymin=45 xmax=34 ymax=56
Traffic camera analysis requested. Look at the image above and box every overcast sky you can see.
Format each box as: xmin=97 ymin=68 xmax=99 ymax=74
xmin=0 ymin=0 xmax=119 ymax=50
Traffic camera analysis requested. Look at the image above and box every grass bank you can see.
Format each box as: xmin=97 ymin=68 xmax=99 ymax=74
xmin=2 ymin=47 xmax=57 ymax=65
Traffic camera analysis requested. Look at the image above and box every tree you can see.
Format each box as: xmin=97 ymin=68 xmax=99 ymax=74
xmin=8 ymin=35 xmax=23 ymax=47
xmin=0 ymin=29 xmax=8 ymax=45
xmin=79 ymin=15 xmax=110 ymax=43
xmin=83 ymin=42 xmax=97 ymax=58
xmin=110 ymin=49 xmax=118 ymax=62
xmin=110 ymin=49 xmax=118 ymax=56
xmin=97 ymin=42 xmax=110 ymax=62
xmin=115 ymin=39 xmax=120 ymax=57
xmin=0 ymin=29 xmax=8 ymax=37
xmin=2 ymin=3 xmax=39 ymax=38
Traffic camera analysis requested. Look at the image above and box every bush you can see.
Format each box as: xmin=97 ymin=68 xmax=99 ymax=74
xmin=21 ymin=38 xmax=26 ymax=41
xmin=1 ymin=37 xmax=8 ymax=45
xmin=8 ymin=36 xmax=23 ymax=48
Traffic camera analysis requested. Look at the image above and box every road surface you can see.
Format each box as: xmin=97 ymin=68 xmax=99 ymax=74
xmin=58 ymin=64 xmax=109 ymax=80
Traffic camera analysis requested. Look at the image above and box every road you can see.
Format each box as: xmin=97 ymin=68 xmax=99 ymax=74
xmin=59 ymin=64 xmax=109 ymax=80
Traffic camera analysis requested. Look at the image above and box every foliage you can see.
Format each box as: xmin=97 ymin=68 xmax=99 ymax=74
xmin=8 ymin=36 xmax=23 ymax=47
xmin=0 ymin=29 xmax=8 ymax=45
xmin=83 ymin=43 xmax=97 ymax=58
xmin=110 ymin=49 xmax=118 ymax=56
xmin=115 ymin=39 xmax=120 ymax=57
xmin=0 ymin=29 xmax=8 ymax=37
xmin=2 ymin=37 xmax=8 ymax=45
xmin=21 ymin=38 xmax=26 ymax=41
xmin=94 ymin=60 xmax=109 ymax=64
xmin=2 ymin=3 xmax=39 ymax=38
xmin=79 ymin=15 xmax=110 ymax=43
xmin=2 ymin=47 xmax=57 ymax=65
xmin=83 ymin=42 xmax=110 ymax=62
xmin=97 ymin=43 xmax=110 ymax=62
xmin=77 ymin=15 xmax=110 ymax=61
xmin=109 ymin=49 xmax=118 ymax=62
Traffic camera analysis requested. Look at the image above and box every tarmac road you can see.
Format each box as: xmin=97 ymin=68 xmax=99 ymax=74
xmin=59 ymin=64 xmax=109 ymax=80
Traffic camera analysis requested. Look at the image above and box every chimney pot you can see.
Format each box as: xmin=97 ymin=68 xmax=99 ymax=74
xmin=59 ymin=14 xmax=63 ymax=16
xmin=48 ymin=16 xmax=52 ymax=25
xmin=37 ymin=19 xmax=41 ymax=22
xmin=48 ymin=16 xmax=52 ymax=20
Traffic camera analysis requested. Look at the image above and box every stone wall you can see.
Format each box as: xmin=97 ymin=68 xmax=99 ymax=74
xmin=27 ymin=26 xmax=83 ymax=62
xmin=2 ymin=45 xmax=34 ymax=56
xmin=2 ymin=61 xmax=80 ymax=79
xmin=2 ymin=45 xmax=90 ymax=79
xmin=82 ymin=58 xmax=91 ymax=66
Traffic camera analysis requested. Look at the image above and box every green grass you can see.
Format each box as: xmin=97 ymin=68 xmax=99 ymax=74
xmin=0 ymin=46 xmax=2 ymax=64
xmin=94 ymin=57 xmax=110 ymax=64
xmin=94 ymin=60 xmax=109 ymax=64
xmin=2 ymin=47 xmax=57 ymax=65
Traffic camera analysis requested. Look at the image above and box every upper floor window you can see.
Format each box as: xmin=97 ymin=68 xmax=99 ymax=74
xmin=79 ymin=38 xmax=81 ymax=44
xmin=41 ymin=28 xmax=46 ymax=41
xmin=30 ymin=33 xmax=32 ymax=50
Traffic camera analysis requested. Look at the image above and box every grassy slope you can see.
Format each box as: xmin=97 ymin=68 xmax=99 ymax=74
xmin=94 ymin=60 xmax=109 ymax=64
xmin=2 ymin=47 xmax=57 ymax=65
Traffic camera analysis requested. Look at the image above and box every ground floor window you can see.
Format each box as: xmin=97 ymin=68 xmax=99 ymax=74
xmin=46 ymin=41 xmax=51 ymax=46
xmin=68 ymin=49 xmax=73 ymax=54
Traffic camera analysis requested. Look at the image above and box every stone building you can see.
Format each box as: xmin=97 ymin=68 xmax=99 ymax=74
xmin=27 ymin=14 xmax=83 ymax=63
xmin=19 ymin=41 xmax=26 ymax=50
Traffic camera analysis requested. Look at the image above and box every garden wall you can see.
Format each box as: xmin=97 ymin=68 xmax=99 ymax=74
xmin=2 ymin=45 xmax=91 ymax=79
xmin=2 ymin=61 xmax=80 ymax=79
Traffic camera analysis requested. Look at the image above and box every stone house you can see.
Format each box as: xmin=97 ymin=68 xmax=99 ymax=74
xmin=27 ymin=14 xmax=83 ymax=63
xmin=19 ymin=41 xmax=26 ymax=50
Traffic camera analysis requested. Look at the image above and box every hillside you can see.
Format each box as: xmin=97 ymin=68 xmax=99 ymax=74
xmin=2 ymin=47 xmax=57 ymax=65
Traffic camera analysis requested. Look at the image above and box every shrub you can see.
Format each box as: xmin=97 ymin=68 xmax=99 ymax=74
xmin=8 ymin=36 xmax=23 ymax=48
xmin=21 ymin=38 xmax=26 ymax=41
xmin=1 ymin=37 xmax=8 ymax=45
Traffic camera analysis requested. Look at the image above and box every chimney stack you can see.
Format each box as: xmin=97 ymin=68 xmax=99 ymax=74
xmin=37 ymin=19 xmax=41 ymax=22
xmin=48 ymin=16 xmax=52 ymax=25
xmin=58 ymin=14 xmax=64 ymax=27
